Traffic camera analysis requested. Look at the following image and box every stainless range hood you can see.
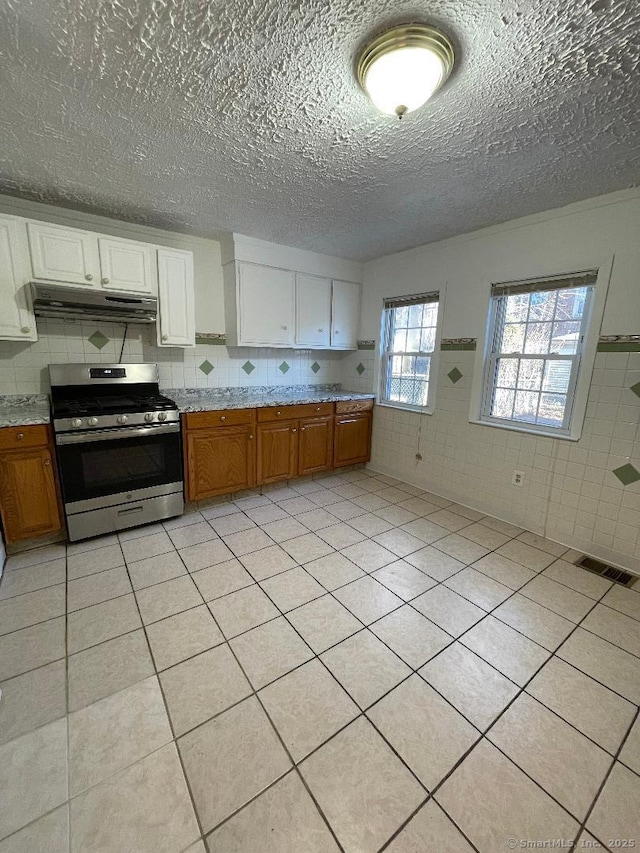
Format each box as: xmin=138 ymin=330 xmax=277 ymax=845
xmin=32 ymin=283 xmax=157 ymax=324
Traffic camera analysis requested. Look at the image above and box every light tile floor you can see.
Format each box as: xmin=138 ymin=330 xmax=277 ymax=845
xmin=1 ymin=467 xmax=639 ymax=852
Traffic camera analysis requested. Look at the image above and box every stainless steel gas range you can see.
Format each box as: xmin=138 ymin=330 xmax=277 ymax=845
xmin=49 ymin=363 xmax=184 ymax=541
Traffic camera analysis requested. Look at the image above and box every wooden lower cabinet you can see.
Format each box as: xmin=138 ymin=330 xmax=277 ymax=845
xmin=183 ymin=400 xmax=373 ymax=495
xmin=298 ymin=415 xmax=333 ymax=475
xmin=257 ymin=421 xmax=298 ymax=484
xmin=184 ymin=420 xmax=256 ymax=501
xmin=333 ymin=412 xmax=372 ymax=467
xmin=0 ymin=426 xmax=63 ymax=544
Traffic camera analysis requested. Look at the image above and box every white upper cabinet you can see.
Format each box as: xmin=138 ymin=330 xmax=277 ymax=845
xmin=157 ymin=248 xmax=195 ymax=347
xmin=27 ymin=222 xmax=100 ymax=286
xmin=98 ymin=238 xmax=156 ymax=293
xmin=331 ymin=280 xmax=360 ymax=349
xmin=235 ymin=262 xmax=295 ymax=346
xmin=0 ymin=215 xmax=37 ymax=342
xmin=295 ymin=273 xmax=331 ymax=347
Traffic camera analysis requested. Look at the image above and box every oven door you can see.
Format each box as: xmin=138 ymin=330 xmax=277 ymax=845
xmin=55 ymin=423 xmax=183 ymax=511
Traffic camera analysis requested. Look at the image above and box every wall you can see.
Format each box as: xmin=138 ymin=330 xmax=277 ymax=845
xmin=360 ymin=189 xmax=640 ymax=571
xmin=0 ymin=195 xmax=357 ymax=394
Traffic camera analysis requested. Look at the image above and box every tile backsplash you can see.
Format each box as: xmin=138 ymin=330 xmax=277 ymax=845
xmin=0 ymin=319 xmax=351 ymax=394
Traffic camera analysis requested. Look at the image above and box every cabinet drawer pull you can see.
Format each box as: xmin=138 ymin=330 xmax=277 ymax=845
xmin=291 ymin=428 xmax=297 ymax=433
xmin=316 ymin=407 xmax=320 ymax=411
xmin=85 ymin=273 xmax=93 ymax=281
xmin=17 ymin=433 xmax=24 ymax=440
xmin=276 ymin=411 xmax=282 ymax=416
xmin=220 ymin=416 xmax=226 ymax=421
xmin=300 ymin=427 xmax=305 ymax=431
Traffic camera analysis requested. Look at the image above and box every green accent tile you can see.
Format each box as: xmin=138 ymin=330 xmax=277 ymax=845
xmin=597 ymin=342 xmax=640 ymax=352
xmin=199 ymin=359 xmax=214 ymax=376
xmin=195 ymin=334 xmax=226 ymax=346
xmin=356 ymin=363 xmax=365 ymax=375
xmin=631 ymin=382 xmax=640 ymax=398
xmin=88 ymin=330 xmax=109 ymax=350
xmin=447 ymin=367 xmax=463 ymax=384
xmin=311 ymin=361 xmax=321 ymax=374
xmin=612 ymin=463 xmax=640 ymax=486
xmin=242 ymin=361 xmax=255 ymax=375
xmin=440 ymin=341 xmax=477 ymax=351
xmin=279 ymin=361 xmax=290 ymax=375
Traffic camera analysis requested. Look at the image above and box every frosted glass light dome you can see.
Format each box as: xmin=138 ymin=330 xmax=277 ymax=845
xmin=357 ymin=24 xmax=455 ymax=118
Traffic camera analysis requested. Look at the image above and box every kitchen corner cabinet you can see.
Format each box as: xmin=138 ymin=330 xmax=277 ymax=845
xmin=0 ymin=426 xmax=62 ymax=544
xmin=157 ymin=249 xmax=195 ymax=347
xmin=0 ymin=215 xmax=37 ymax=342
xmin=183 ymin=410 xmax=256 ymax=500
xmin=224 ymin=259 xmax=361 ymax=350
xmin=333 ymin=400 xmax=373 ymax=467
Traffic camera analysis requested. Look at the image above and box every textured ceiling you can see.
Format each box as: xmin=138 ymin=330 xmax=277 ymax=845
xmin=1 ymin=0 xmax=639 ymax=260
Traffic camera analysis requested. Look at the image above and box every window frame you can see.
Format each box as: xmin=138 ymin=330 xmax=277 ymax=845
xmin=470 ymin=260 xmax=613 ymax=441
xmin=378 ymin=290 xmax=443 ymax=414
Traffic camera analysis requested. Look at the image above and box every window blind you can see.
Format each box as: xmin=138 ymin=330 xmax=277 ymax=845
xmin=383 ymin=291 xmax=439 ymax=309
xmin=491 ymin=271 xmax=597 ymax=298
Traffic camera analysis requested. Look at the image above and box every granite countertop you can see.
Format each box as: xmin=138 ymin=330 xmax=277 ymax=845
xmin=164 ymin=385 xmax=375 ymax=413
xmin=0 ymin=395 xmax=51 ymax=428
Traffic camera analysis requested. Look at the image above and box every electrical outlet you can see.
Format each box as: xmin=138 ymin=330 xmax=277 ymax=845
xmin=511 ymin=469 xmax=525 ymax=487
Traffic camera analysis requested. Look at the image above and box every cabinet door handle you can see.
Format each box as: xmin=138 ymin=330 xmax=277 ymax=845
xmin=248 ymin=434 xmax=254 ymax=440
xmin=101 ymin=277 xmax=110 ymax=285
xmin=162 ymin=335 xmax=168 ymax=341
xmin=281 ymin=325 xmax=288 ymax=331
xmin=300 ymin=427 xmax=305 ymax=431
xmin=21 ymin=326 xmax=30 ymax=334
xmin=85 ymin=274 xmax=93 ymax=281
xmin=334 ymin=329 xmax=339 ymax=334
xmin=291 ymin=428 xmax=297 ymax=433
xmin=318 ymin=328 xmax=324 ymax=333
xmin=44 ymin=458 xmax=51 ymax=466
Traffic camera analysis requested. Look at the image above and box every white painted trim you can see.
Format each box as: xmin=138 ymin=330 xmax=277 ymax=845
xmin=469 ymin=256 xmax=613 ymax=441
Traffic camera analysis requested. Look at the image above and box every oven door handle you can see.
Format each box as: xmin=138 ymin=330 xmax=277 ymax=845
xmin=56 ymin=423 xmax=180 ymax=445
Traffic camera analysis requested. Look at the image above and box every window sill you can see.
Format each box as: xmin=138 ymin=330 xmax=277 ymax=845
xmin=378 ymin=401 xmax=434 ymax=416
xmin=469 ymin=417 xmax=581 ymax=441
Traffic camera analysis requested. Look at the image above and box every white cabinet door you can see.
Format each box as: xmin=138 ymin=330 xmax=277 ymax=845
xmin=0 ymin=216 xmax=37 ymax=342
xmin=99 ymin=238 xmax=156 ymax=293
xmin=331 ymin=280 xmax=360 ymax=349
xmin=27 ymin=222 xmax=99 ymax=286
xmin=295 ymin=273 xmax=331 ymax=348
xmin=157 ymin=249 xmax=195 ymax=347
xmin=238 ymin=262 xmax=295 ymax=346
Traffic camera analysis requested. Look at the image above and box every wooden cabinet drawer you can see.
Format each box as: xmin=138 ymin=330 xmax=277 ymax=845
xmin=257 ymin=402 xmax=334 ymax=422
xmin=335 ymin=399 xmax=374 ymax=414
xmin=0 ymin=424 xmax=51 ymax=450
xmin=184 ymin=409 xmax=255 ymax=430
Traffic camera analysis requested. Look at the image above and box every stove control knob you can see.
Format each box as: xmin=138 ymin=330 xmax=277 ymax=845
xmin=71 ymin=418 xmax=83 ymax=428
xmin=117 ymin=415 xmax=128 ymax=425
xmin=157 ymin=412 xmax=168 ymax=422
xmin=144 ymin=412 xmax=155 ymax=423
xmin=88 ymin=417 xmax=98 ymax=426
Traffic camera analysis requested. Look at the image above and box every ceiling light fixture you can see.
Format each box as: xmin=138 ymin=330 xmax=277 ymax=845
xmin=357 ymin=23 xmax=455 ymax=119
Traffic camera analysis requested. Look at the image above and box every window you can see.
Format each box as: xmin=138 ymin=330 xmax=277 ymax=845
xmin=480 ymin=272 xmax=596 ymax=435
xmin=380 ymin=292 xmax=440 ymax=411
